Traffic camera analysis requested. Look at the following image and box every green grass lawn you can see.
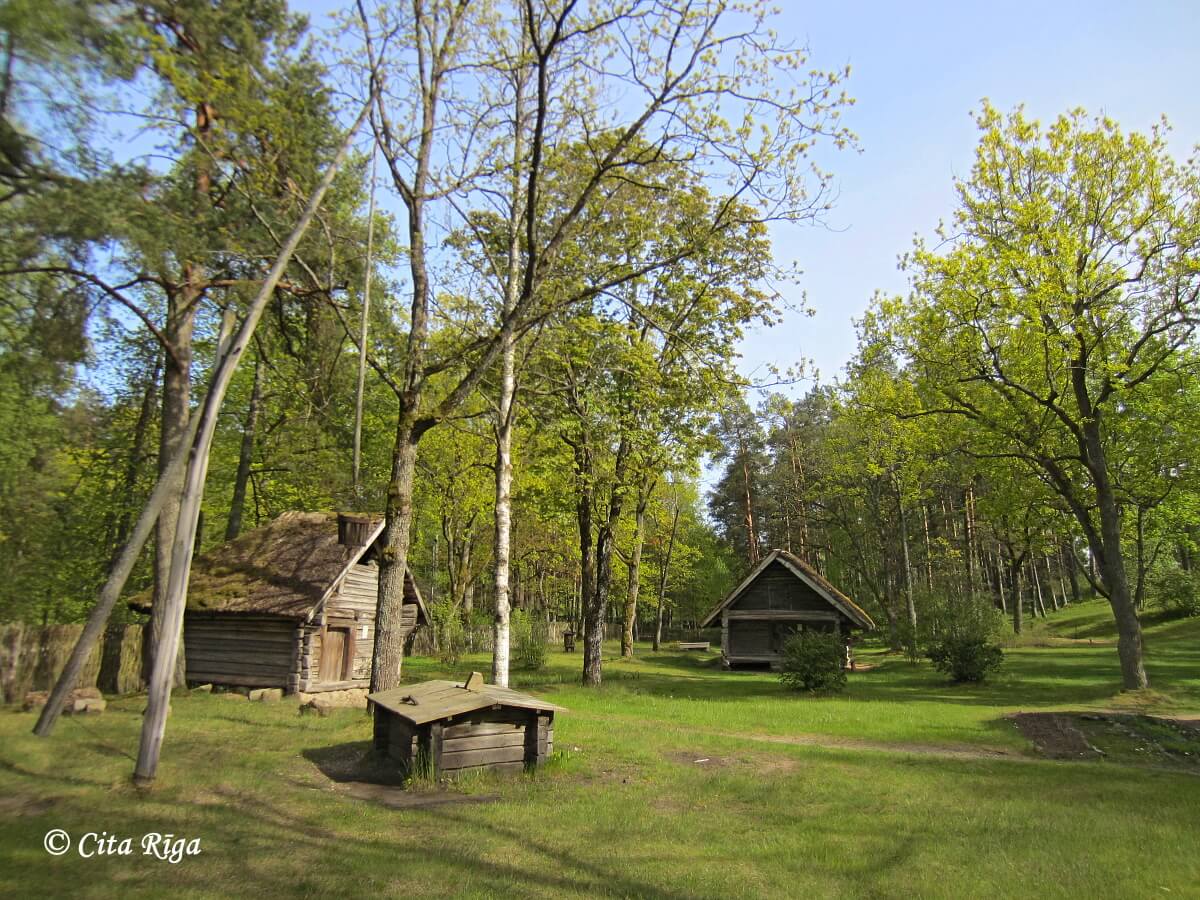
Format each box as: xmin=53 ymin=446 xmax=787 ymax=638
xmin=1 ymin=600 xmax=1198 ymax=899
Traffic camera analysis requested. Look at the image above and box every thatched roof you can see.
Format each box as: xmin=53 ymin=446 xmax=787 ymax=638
xmin=129 ymin=511 xmax=425 ymax=621
xmin=699 ymin=548 xmax=875 ymax=630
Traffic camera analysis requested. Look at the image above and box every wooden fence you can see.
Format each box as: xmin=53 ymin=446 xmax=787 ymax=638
xmin=409 ymin=620 xmax=620 ymax=657
xmin=0 ymin=623 xmax=145 ymax=705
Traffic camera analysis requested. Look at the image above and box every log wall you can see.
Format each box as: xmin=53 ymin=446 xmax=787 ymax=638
xmin=373 ymin=706 xmax=555 ymax=777
xmin=299 ymin=561 xmax=418 ymax=691
xmin=183 ymin=615 xmax=296 ymax=688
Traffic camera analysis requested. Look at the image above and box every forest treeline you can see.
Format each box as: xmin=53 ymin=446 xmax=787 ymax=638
xmin=2 ymin=0 xmax=1198 ymax=770
xmin=709 ymin=105 xmax=1200 ymax=691
xmin=0 ymin=0 xmax=852 ymax=736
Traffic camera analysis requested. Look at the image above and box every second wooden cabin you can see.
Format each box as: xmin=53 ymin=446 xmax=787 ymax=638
xmin=130 ymin=511 xmax=428 ymax=695
xmin=700 ymin=548 xmax=874 ymax=669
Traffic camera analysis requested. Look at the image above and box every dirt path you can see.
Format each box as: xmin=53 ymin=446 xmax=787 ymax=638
xmin=733 ymin=729 xmax=1031 ymax=762
xmin=585 ymin=710 xmax=1030 ymax=763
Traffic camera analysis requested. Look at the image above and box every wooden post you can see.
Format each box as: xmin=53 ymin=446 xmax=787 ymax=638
xmin=131 ymin=99 xmax=372 ymax=785
xmin=429 ymin=721 xmax=444 ymax=773
xmin=373 ymin=707 xmax=388 ymax=752
xmin=524 ymin=710 xmax=547 ymax=768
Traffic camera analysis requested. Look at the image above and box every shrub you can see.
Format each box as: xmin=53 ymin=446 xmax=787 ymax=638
xmin=922 ymin=589 xmax=1006 ymax=646
xmin=927 ymin=636 xmax=1003 ymax=683
xmin=512 ymin=609 xmax=549 ymax=671
xmin=779 ymin=629 xmax=847 ymax=693
xmin=1151 ymin=567 xmax=1200 ymax=618
xmin=428 ymin=600 xmax=465 ymax=666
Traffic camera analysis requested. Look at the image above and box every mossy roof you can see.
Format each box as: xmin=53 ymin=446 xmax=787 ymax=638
xmin=129 ymin=510 xmax=423 ymax=621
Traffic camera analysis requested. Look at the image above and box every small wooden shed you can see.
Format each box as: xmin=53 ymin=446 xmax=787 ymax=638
xmin=130 ymin=511 xmax=428 ymax=694
xmin=699 ymin=549 xmax=875 ymax=669
xmin=369 ymin=672 xmax=564 ymax=776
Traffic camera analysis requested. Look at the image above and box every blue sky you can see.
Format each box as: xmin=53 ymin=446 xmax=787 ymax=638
xmin=295 ymin=0 xmax=1200 ymax=393
xmin=735 ymin=0 xmax=1200 ymax=390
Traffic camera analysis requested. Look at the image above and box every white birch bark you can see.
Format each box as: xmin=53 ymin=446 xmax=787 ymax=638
xmin=132 ymin=102 xmax=369 ymax=782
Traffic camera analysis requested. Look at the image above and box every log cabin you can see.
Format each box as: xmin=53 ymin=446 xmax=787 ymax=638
xmin=699 ymin=549 xmax=874 ymax=669
xmin=130 ymin=511 xmax=427 ymax=694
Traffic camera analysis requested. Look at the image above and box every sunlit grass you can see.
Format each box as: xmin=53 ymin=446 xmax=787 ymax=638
xmin=0 ymin=599 xmax=1196 ymax=898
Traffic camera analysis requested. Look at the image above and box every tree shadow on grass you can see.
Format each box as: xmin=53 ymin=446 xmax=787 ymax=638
xmin=550 ymin=646 xmax=1191 ymax=713
xmin=301 ymin=739 xmax=406 ymax=786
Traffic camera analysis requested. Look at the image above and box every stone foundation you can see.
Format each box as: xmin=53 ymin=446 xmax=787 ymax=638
xmin=296 ymin=687 xmax=368 ymax=709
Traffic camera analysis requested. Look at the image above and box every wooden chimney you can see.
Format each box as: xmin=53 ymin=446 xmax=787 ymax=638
xmin=337 ymin=513 xmax=374 ymax=548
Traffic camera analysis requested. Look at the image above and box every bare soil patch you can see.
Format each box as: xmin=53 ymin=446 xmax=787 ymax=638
xmin=664 ymin=750 xmax=737 ymax=769
xmin=1010 ymin=713 xmax=1101 ymax=759
xmin=1011 ymin=712 xmax=1200 ymax=771
xmin=742 ymin=730 xmax=1026 ymax=762
xmin=0 ymin=793 xmax=58 ymax=816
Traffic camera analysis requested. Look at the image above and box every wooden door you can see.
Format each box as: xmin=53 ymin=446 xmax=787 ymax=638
xmin=319 ymin=628 xmax=348 ymax=682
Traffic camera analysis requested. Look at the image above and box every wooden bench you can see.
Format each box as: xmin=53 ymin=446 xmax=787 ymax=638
xmin=676 ymin=641 xmax=710 ymax=651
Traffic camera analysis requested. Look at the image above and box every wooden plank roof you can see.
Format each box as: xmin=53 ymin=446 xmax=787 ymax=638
xmin=698 ymin=548 xmax=876 ymax=630
xmin=368 ymin=675 xmax=566 ymax=726
xmin=128 ymin=510 xmax=427 ymax=622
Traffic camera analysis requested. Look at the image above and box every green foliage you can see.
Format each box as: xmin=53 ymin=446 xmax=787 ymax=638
xmin=1150 ymin=567 xmax=1200 ymax=618
xmin=511 ymin=609 xmax=549 ymax=671
xmin=778 ymin=629 xmax=847 ymax=693
xmin=428 ymin=600 xmax=465 ymax=667
xmin=927 ymin=637 xmax=1004 ymax=684
xmin=922 ymin=588 xmax=1006 ymax=682
xmin=922 ymin=591 xmax=1006 ymax=645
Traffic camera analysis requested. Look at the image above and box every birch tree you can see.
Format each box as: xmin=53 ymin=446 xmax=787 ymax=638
xmin=356 ymin=0 xmax=853 ymax=692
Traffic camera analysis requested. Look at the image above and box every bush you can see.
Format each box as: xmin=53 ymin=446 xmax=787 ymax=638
xmin=921 ymin=589 xmax=1006 ymax=646
xmin=428 ymin=600 xmax=465 ymax=666
xmin=778 ymin=630 xmax=847 ymax=693
xmin=512 ymin=609 xmax=549 ymax=671
xmin=926 ymin=636 xmax=1003 ymax=683
xmin=1151 ymin=567 xmax=1200 ymax=618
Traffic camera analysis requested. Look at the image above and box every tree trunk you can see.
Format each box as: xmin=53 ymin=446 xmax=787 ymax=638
xmin=130 ymin=116 xmax=364 ymax=777
xmin=921 ymin=503 xmax=934 ymax=592
xmin=35 ymin=408 xmax=199 ymax=737
xmin=575 ymin=445 xmax=597 ymax=682
xmin=489 ymin=62 xmax=527 ymax=687
xmin=882 ymin=590 xmax=900 ymax=651
xmin=1076 ymin=404 xmax=1148 ymax=688
xmin=1045 ymin=556 xmax=1062 ymax=611
xmin=1032 ymin=560 xmax=1047 ymax=618
xmin=583 ymin=439 xmax=631 ymax=686
xmin=111 ymin=351 xmax=161 ymax=558
xmin=373 ymin=420 xmax=419 ymax=693
xmin=225 ymin=352 xmax=261 ymax=540
xmin=492 ymin=374 xmax=514 ymax=686
xmin=733 ymin=415 xmax=759 ymax=566
xmin=1065 ymin=543 xmax=1081 ymax=603
xmin=1011 ymin=559 xmax=1023 ymax=635
xmin=963 ymin=487 xmax=977 ymax=602
xmin=653 ymin=486 xmax=680 ymax=652
xmin=352 ymin=151 xmax=376 ymax=500
xmin=149 ymin=278 xmax=197 ymax=690
xmin=1094 ymin=497 xmax=1148 ymax=688
xmin=621 ymin=475 xmax=652 ymax=657
xmin=1134 ymin=506 xmax=1148 ymax=612
xmin=994 ymin=548 xmax=1008 ymax=615
xmin=896 ymin=483 xmax=917 ymax=644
